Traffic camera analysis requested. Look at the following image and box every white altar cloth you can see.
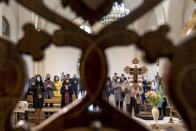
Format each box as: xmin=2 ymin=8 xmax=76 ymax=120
xmin=133 ymin=117 xmax=188 ymax=131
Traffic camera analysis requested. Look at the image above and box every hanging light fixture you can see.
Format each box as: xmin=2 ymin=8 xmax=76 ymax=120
xmin=72 ymin=17 xmax=93 ymax=34
xmin=80 ymin=21 xmax=92 ymax=34
xmin=100 ymin=2 xmax=130 ymax=25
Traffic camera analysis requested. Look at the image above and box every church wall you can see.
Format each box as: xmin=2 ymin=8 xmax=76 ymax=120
xmin=106 ymin=46 xmax=137 ymax=78
xmin=166 ymin=0 xmax=184 ymax=43
xmin=32 ymin=0 xmax=166 ymax=80
xmin=2 ymin=1 xmax=35 ymax=78
xmin=182 ymin=0 xmax=195 ymax=25
xmin=2 ymin=1 xmax=18 ymax=42
xmin=19 ymin=5 xmax=35 ymax=77
xmin=2 ymin=0 xmax=194 ymax=79
xmin=44 ymin=45 xmax=81 ymax=78
xmin=106 ymin=45 xmax=162 ymax=81
xmin=133 ymin=9 xmax=162 ymax=81
xmin=162 ymin=0 xmax=170 ymax=20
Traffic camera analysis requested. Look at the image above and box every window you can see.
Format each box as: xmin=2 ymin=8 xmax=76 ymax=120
xmin=2 ymin=16 xmax=10 ymax=37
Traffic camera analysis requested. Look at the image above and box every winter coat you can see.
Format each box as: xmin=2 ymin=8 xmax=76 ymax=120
xmin=102 ymin=81 xmax=112 ymax=98
xmin=124 ymin=81 xmax=132 ymax=104
xmin=31 ymin=83 xmax=45 ymax=106
xmin=60 ymin=81 xmax=73 ymax=108
xmin=44 ymin=80 xmax=55 ymax=99
xmin=71 ymin=77 xmax=79 ymax=91
xmin=114 ymin=83 xmax=124 ymax=101
xmin=54 ymin=80 xmax=62 ymax=97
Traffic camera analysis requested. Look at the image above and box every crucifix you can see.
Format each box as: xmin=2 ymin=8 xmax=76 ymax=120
xmin=124 ymin=58 xmax=148 ymax=83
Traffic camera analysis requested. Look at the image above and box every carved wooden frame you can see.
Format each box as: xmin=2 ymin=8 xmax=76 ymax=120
xmin=0 ymin=0 xmax=195 ymax=131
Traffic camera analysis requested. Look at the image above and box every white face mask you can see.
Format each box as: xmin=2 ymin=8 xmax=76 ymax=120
xmin=37 ymin=78 xmax=41 ymax=82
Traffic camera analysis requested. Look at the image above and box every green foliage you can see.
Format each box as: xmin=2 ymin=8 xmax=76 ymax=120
xmin=145 ymin=91 xmax=161 ymax=107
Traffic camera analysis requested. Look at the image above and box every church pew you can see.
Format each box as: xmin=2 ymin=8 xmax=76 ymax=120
xmin=25 ymin=107 xmax=61 ymax=121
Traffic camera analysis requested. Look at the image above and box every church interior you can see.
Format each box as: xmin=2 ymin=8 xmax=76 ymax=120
xmin=0 ymin=0 xmax=196 ymax=131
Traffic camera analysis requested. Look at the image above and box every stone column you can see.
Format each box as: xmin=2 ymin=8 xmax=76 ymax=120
xmin=0 ymin=4 xmax=2 ymax=36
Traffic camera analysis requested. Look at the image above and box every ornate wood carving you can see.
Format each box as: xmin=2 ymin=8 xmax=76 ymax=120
xmin=61 ymin=0 xmax=114 ymax=24
xmin=0 ymin=0 xmax=195 ymax=131
xmin=17 ymin=24 xmax=51 ymax=61
xmin=170 ymin=35 xmax=196 ymax=130
xmin=0 ymin=38 xmax=26 ymax=131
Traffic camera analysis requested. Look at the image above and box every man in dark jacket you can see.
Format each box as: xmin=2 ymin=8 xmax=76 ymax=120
xmin=61 ymin=79 xmax=73 ymax=108
xmin=162 ymin=96 xmax=168 ymax=116
xmin=71 ymin=74 xmax=79 ymax=99
xmin=120 ymin=74 xmax=127 ymax=83
xmin=44 ymin=74 xmax=55 ymax=118
xmin=44 ymin=74 xmax=55 ymax=99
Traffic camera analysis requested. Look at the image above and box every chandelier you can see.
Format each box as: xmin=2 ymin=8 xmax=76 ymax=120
xmin=80 ymin=21 xmax=93 ymax=34
xmin=100 ymin=2 xmax=130 ymax=25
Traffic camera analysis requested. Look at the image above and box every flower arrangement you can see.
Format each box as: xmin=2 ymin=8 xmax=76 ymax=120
xmin=145 ymin=90 xmax=161 ymax=107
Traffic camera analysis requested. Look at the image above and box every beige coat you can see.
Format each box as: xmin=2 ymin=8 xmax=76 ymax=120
xmin=124 ymin=81 xmax=131 ymax=104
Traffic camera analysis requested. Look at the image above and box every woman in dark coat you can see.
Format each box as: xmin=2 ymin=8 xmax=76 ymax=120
xmin=102 ymin=76 xmax=112 ymax=102
xmin=31 ymin=75 xmax=45 ymax=125
xmin=80 ymin=81 xmax=86 ymax=97
xmin=60 ymin=79 xmax=73 ymax=108
xmin=162 ymin=96 xmax=168 ymax=116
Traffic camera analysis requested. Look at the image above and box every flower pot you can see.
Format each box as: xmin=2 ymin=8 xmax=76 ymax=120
xmin=152 ymin=107 xmax=159 ymax=123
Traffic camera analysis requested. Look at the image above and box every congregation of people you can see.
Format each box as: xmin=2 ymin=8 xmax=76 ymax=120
xmin=23 ymin=72 xmax=168 ymax=125
xmin=102 ymin=73 xmax=168 ymax=117
xmin=24 ymin=73 xmax=81 ymax=124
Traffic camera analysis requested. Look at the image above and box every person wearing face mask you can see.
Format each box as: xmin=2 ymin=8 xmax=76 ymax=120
xmin=71 ymin=74 xmax=79 ymax=99
xmin=66 ymin=74 xmax=70 ymax=79
xmin=120 ymin=74 xmax=127 ymax=84
xmin=111 ymin=73 xmax=118 ymax=95
xmin=44 ymin=74 xmax=55 ymax=118
xmin=114 ymin=77 xmax=124 ymax=111
xmin=44 ymin=74 xmax=55 ymax=99
xmin=102 ymin=76 xmax=112 ymax=102
xmin=124 ymin=80 xmax=131 ymax=115
xmin=60 ymin=72 xmax=65 ymax=82
xmin=31 ymin=75 xmax=45 ymax=125
xmin=53 ymin=75 xmax=62 ymax=97
xmin=60 ymin=79 xmax=73 ymax=108
xmin=130 ymin=83 xmax=143 ymax=116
